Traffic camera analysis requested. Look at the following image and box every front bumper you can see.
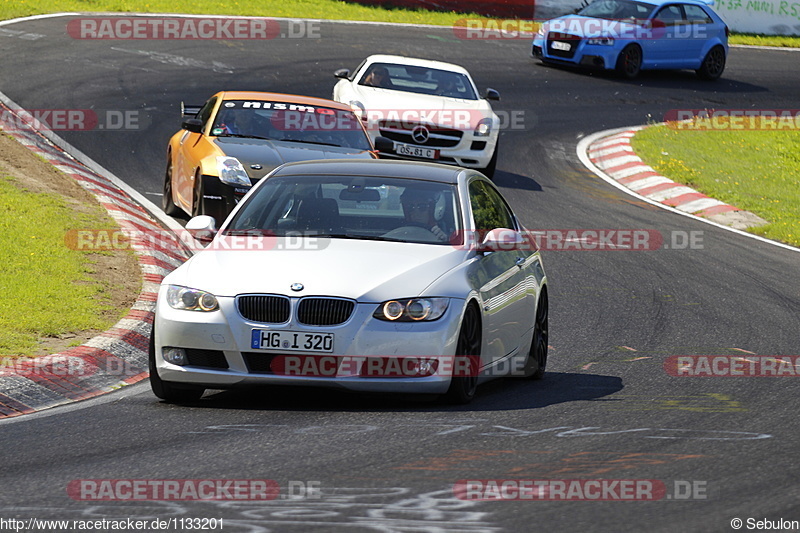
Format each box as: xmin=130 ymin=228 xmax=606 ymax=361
xmin=532 ymin=35 xmax=617 ymax=71
xmin=370 ymin=130 xmax=498 ymax=169
xmin=198 ymin=174 xmax=251 ymax=224
xmin=154 ymin=291 xmax=465 ymax=394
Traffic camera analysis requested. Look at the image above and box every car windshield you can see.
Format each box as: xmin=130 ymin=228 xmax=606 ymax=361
xmin=210 ymin=100 xmax=372 ymax=151
xmin=357 ymin=63 xmax=478 ymax=100
xmin=224 ymin=175 xmax=462 ymax=245
xmin=577 ymin=0 xmax=655 ymax=20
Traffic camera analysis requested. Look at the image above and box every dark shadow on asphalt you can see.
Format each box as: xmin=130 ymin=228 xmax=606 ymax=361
xmin=152 ymin=372 xmax=623 ymax=412
xmin=533 ymin=60 xmax=768 ymax=93
xmin=492 ymin=168 xmax=543 ymax=192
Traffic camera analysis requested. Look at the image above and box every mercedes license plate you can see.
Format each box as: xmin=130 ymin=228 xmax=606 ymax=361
xmin=396 ymin=143 xmax=439 ymax=159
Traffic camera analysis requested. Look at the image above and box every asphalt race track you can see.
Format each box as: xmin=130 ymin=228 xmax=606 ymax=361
xmin=1 ymin=14 xmax=799 ymax=532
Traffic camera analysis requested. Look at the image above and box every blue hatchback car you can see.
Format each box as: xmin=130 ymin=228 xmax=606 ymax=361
xmin=532 ymin=0 xmax=729 ymax=79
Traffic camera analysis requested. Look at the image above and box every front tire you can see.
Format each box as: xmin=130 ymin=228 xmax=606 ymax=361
xmin=149 ymin=324 xmax=204 ymax=403
xmin=523 ymin=290 xmax=549 ymax=380
xmin=696 ymin=45 xmax=726 ymax=80
xmin=481 ymin=140 xmax=498 ymax=180
xmin=191 ymin=172 xmax=204 ymax=217
xmin=162 ymin=156 xmax=182 ymax=216
xmin=444 ymin=303 xmax=481 ymax=404
xmin=616 ymin=44 xmax=642 ymax=79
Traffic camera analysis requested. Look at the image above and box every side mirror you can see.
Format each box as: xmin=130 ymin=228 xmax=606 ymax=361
xmin=374 ymin=136 xmax=394 ymax=154
xmin=182 ymin=118 xmax=204 ymax=133
xmin=334 ymin=68 xmax=350 ymax=79
xmin=477 ymin=228 xmax=525 ymax=252
xmin=186 ymin=215 xmax=217 ymax=245
xmin=484 ymin=88 xmax=500 ymax=101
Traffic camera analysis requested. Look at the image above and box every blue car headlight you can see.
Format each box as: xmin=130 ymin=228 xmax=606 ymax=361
xmin=166 ymin=285 xmax=219 ymax=312
xmin=373 ymin=298 xmax=449 ymax=322
xmin=587 ymin=37 xmax=615 ymax=46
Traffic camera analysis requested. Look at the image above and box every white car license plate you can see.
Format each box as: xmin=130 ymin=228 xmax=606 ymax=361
xmin=551 ymin=41 xmax=571 ymax=51
xmin=396 ymin=143 xmax=439 ymax=160
xmin=251 ymin=329 xmax=334 ymax=353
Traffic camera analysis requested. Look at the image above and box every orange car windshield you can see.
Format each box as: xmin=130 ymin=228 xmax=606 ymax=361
xmin=210 ymin=100 xmax=372 ymax=151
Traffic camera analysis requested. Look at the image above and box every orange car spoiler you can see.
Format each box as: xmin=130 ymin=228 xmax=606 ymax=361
xmin=181 ymin=102 xmax=203 ymax=117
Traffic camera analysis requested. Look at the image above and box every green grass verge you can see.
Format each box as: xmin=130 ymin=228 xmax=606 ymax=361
xmin=0 ymin=0 xmax=479 ymax=26
xmin=0 ymin=175 xmax=127 ymax=355
xmin=0 ymin=1 xmax=797 ymax=46
xmin=631 ymin=123 xmax=800 ymax=247
xmin=728 ymin=33 xmax=800 ymax=47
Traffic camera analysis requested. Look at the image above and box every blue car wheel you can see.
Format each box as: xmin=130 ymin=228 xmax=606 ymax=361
xmin=615 ymin=44 xmax=643 ymax=79
xmin=697 ymin=45 xmax=726 ymax=80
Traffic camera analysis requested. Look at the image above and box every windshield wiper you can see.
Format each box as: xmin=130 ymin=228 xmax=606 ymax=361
xmin=312 ymin=233 xmax=405 ymax=242
xmin=277 ymin=138 xmax=343 ymax=147
xmin=216 ymin=133 xmax=274 ymax=141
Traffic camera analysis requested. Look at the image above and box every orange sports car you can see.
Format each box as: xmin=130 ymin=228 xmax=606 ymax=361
xmin=163 ymin=91 xmax=377 ymax=222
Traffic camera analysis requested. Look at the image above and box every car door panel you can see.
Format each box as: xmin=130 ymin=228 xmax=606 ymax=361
xmin=467 ymin=179 xmax=532 ymax=364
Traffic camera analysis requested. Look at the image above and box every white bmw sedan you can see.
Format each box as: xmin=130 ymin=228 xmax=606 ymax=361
xmin=150 ymin=159 xmax=548 ymax=404
xmin=333 ymin=55 xmax=501 ymax=178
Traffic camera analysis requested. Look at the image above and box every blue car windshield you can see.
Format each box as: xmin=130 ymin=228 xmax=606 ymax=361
xmin=578 ymin=0 xmax=655 ymax=20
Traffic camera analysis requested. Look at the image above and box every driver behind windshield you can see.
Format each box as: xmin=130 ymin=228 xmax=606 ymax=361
xmin=214 ymin=108 xmax=273 ymax=138
xmin=400 ymin=188 xmax=448 ymax=242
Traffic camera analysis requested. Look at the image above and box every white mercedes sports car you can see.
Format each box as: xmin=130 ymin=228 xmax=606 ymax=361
xmin=333 ymin=55 xmax=501 ymax=178
xmin=150 ymin=159 xmax=548 ymax=404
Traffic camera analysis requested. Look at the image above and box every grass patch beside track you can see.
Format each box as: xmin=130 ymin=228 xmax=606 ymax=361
xmin=0 ymin=1 xmax=797 ymax=47
xmin=0 ymin=133 xmax=140 ymax=356
xmin=631 ymin=122 xmax=800 ymax=247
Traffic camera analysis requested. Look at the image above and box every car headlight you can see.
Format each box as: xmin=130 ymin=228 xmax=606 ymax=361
xmin=373 ymin=298 xmax=449 ymax=322
xmin=587 ymin=37 xmax=615 ymax=46
xmin=216 ymin=156 xmax=252 ymax=187
xmin=473 ymin=118 xmax=493 ymax=137
xmin=166 ymin=285 xmax=219 ymax=312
